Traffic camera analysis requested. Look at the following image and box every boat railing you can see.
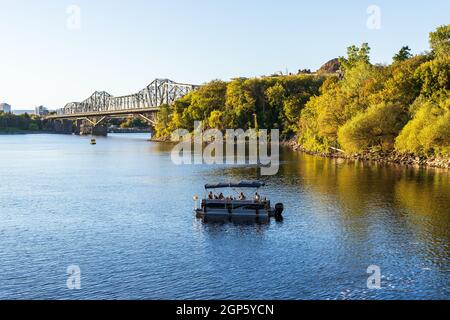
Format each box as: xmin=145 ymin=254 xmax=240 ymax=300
xmin=202 ymin=198 xmax=270 ymax=210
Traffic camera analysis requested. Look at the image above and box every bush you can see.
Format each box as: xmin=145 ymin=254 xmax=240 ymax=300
xmin=395 ymin=92 xmax=450 ymax=156
xmin=415 ymin=55 xmax=450 ymax=96
xmin=338 ymin=102 xmax=408 ymax=153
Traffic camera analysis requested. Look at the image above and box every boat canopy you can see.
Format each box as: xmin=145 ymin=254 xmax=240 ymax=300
xmin=205 ymin=181 xmax=266 ymax=190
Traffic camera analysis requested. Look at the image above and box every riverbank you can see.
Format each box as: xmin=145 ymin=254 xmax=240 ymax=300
xmin=0 ymin=129 xmax=53 ymax=135
xmin=283 ymin=139 xmax=450 ymax=169
xmin=150 ymin=135 xmax=450 ymax=169
xmin=108 ymin=128 xmax=152 ymax=134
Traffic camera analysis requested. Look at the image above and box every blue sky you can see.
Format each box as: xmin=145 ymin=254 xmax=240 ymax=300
xmin=0 ymin=0 xmax=449 ymax=109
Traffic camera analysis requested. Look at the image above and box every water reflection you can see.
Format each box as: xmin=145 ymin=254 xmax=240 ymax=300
xmin=198 ymin=215 xmax=271 ymax=225
xmin=280 ymin=148 xmax=450 ymax=277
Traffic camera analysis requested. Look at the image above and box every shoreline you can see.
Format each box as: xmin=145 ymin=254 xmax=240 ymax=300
xmin=3 ymin=131 xmax=448 ymax=170
xmin=150 ymin=135 xmax=450 ymax=170
xmin=0 ymin=130 xmax=57 ymax=135
xmin=281 ymin=139 xmax=450 ymax=170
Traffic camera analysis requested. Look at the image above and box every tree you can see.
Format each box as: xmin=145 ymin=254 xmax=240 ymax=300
xmin=339 ymin=43 xmax=371 ymax=71
xmin=298 ymin=62 xmax=382 ymax=149
xmin=120 ymin=117 xmax=147 ymax=129
xmin=208 ymin=110 xmax=224 ymax=130
xmin=371 ymin=55 xmax=427 ymax=107
xmin=154 ymin=104 xmax=172 ymax=138
xmin=414 ymin=55 xmax=450 ymax=96
xmin=283 ymin=95 xmax=305 ymax=134
xmin=338 ymin=102 xmax=409 ymax=153
xmin=393 ymin=46 xmax=412 ymax=63
xmin=429 ymin=24 xmax=450 ymax=57
xmin=395 ymin=92 xmax=450 ymax=156
xmin=265 ymin=83 xmax=285 ymax=130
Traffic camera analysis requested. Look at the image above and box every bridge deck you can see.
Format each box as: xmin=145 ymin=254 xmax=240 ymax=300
xmin=46 ymin=107 xmax=160 ymax=120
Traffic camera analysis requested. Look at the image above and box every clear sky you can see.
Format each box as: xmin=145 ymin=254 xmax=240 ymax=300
xmin=0 ymin=0 xmax=449 ymax=109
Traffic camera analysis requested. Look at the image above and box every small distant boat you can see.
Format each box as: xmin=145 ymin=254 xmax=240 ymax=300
xmin=194 ymin=181 xmax=284 ymax=221
xmin=90 ymin=138 xmax=96 ymax=145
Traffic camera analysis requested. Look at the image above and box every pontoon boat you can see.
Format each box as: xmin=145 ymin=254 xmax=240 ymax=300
xmin=194 ymin=181 xmax=284 ymax=221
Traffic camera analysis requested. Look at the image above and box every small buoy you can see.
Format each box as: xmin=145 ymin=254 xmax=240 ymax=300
xmin=90 ymin=139 xmax=96 ymax=145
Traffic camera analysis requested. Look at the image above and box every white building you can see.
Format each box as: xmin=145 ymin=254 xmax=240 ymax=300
xmin=35 ymin=106 xmax=49 ymax=116
xmin=0 ymin=103 xmax=12 ymax=113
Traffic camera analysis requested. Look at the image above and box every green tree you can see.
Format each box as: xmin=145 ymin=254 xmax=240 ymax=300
xmin=429 ymin=24 xmax=450 ymax=57
xmin=265 ymin=83 xmax=285 ymax=130
xmin=395 ymin=92 xmax=450 ymax=156
xmin=208 ymin=110 xmax=224 ymax=130
xmin=338 ymin=102 xmax=409 ymax=153
xmin=339 ymin=43 xmax=371 ymax=71
xmin=414 ymin=55 xmax=450 ymax=96
xmin=299 ymin=62 xmax=383 ymax=149
xmin=393 ymin=46 xmax=412 ymax=63
xmin=154 ymin=104 xmax=172 ymax=138
xmin=225 ymin=78 xmax=257 ymax=129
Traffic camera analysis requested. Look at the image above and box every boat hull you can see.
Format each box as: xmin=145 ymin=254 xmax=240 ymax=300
xmin=196 ymin=208 xmax=271 ymax=218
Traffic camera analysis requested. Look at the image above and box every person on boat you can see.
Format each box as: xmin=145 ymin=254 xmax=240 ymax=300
xmin=239 ymin=192 xmax=246 ymax=200
xmin=254 ymin=192 xmax=261 ymax=202
xmin=218 ymin=193 xmax=225 ymax=200
xmin=208 ymin=192 xmax=214 ymax=200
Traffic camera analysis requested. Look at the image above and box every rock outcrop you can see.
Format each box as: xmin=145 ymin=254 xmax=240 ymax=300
xmin=317 ymin=58 xmax=341 ymax=74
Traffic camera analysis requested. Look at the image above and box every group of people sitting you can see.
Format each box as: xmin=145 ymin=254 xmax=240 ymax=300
xmin=207 ymin=191 xmax=262 ymax=202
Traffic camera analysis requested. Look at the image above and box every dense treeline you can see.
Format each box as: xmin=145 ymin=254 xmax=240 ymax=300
xmin=300 ymin=25 xmax=450 ymax=157
xmin=155 ymin=75 xmax=326 ymax=138
xmin=0 ymin=112 xmax=42 ymax=132
xmin=155 ymin=25 xmax=449 ymax=158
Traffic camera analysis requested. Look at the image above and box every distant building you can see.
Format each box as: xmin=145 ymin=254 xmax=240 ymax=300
xmin=0 ymin=103 xmax=12 ymax=113
xmin=35 ymin=106 xmax=49 ymax=116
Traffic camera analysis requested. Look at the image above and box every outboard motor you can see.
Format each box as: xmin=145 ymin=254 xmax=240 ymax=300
xmin=274 ymin=203 xmax=284 ymax=221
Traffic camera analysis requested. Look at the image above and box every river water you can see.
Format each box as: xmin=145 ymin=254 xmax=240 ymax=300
xmin=0 ymin=133 xmax=448 ymax=300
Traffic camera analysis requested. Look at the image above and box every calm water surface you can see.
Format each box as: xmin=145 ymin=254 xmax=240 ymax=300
xmin=0 ymin=134 xmax=448 ymax=300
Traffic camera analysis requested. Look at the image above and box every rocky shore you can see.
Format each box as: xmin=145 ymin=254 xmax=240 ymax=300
xmin=283 ymin=139 xmax=450 ymax=170
xmin=108 ymin=128 xmax=152 ymax=134
xmin=0 ymin=130 xmax=56 ymax=135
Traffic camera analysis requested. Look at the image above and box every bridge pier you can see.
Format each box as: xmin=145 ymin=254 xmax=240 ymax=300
xmin=92 ymin=125 xmax=108 ymax=136
xmin=53 ymin=119 xmax=73 ymax=134
xmin=74 ymin=119 xmax=82 ymax=135
xmin=77 ymin=118 xmax=108 ymax=136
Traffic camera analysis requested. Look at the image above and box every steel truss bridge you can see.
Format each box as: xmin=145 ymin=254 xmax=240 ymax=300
xmin=47 ymin=79 xmax=199 ymax=126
